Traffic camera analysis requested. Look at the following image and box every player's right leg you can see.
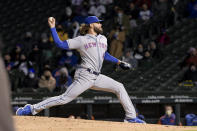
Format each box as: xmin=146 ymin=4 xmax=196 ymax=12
xmin=91 ymin=74 xmax=145 ymax=123
xmin=16 ymin=68 xmax=95 ymax=116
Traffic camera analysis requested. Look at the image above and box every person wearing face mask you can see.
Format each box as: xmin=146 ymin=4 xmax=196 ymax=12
xmin=114 ymin=8 xmax=130 ymax=35
xmin=109 ymin=25 xmax=126 ymax=58
xmin=53 ymin=67 xmax=73 ymax=92
xmin=29 ymin=44 xmax=42 ymax=72
xmin=134 ymin=44 xmax=144 ymax=60
xmin=139 ymin=4 xmax=152 ymax=21
xmin=59 ymin=50 xmax=79 ymax=70
xmin=23 ymin=68 xmax=38 ymax=89
xmin=158 ymin=105 xmax=177 ymax=125
xmin=139 ymin=50 xmax=154 ymax=69
xmin=38 ymin=69 xmax=56 ymax=92
xmin=148 ymin=41 xmax=163 ymax=61
xmin=122 ymin=49 xmax=138 ymax=68
xmin=23 ymin=31 xmax=34 ymax=53
xmin=13 ymin=54 xmax=33 ymax=76
xmin=11 ymin=54 xmax=34 ymax=90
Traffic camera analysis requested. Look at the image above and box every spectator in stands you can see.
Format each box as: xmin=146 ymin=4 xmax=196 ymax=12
xmin=185 ymin=47 xmax=197 ymax=66
xmin=38 ymin=69 xmax=56 ymax=92
xmin=3 ymin=53 xmax=14 ymax=72
xmin=188 ymin=0 xmax=197 ymax=18
xmin=65 ymin=6 xmax=72 ymax=18
xmin=180 ymin=47 xmax=197 ymax=68
xmin=10 ymin=44 xmax=22 ymax=63
xmin=158 ymin=105 xmax=176 ymax=125
xmin=114 ymin=8 xmax=130 ymax=35
xmin=128 ymin=2 xmax=139 ymax=20
xmin=88 ymin=2 xmax=106 ymax=17
xmin=181 ymin=64 xmax=197 ymax=84
xmin=29 ymin=44 xmax=42 ymax=72
xmin=139 ymin=50 xmax=154 ymax=68
xmin=185 ymin=114 xmax=197 ymax=126
xmin=59 ymin=6 xmax=73 ymax=28
xmin=40 ymin=33 xmax=52 ymax=50
xmin=59 ymin=50 xmax=79 ymax=70
xmin=122 ymin=49 xmax=138 ymax=68
xmin=148 ymin=41 xmax=163 ymax=61
xmin=40 ymin=34 xmax=53 ymax=66
xmin=128 ymin=2 xmax=139 ymax=28
xmin=139 ymin=4 xmax=152 ymax=21
xmin=53 ymin=67 xmax=72 ymax=92
xmin=23 ymin=68 xmax=38 ymax=88
xmin=75 ymin=0 xmax=90 ymax=16
xmin=157 ymin=29 xmax=170 ymax=46
xmin=134 ymin=44 xmax=144 ymax=60
xmin=109 ymin=25 xmax=126 ymax=59
xmin=10 ymin=54 xmax=34 ymax=90
xmin=23 ymin=31 xmax=34 ymax=53
xmin=43 ymin=64 xmax=51 ymax=71
xmin=13 ymin=54 xmax=34 ymax=76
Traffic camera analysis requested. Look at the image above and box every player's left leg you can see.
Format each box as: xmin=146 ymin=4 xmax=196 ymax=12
xmin=91 ymin=74 xmax=145 ymax=123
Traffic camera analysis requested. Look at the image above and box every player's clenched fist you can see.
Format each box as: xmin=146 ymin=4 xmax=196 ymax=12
xmin=48 ymin=17 xmax=55 ymax=28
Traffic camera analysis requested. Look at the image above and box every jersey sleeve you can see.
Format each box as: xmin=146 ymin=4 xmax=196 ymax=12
xmin=67 ymin=36 xmax=82 ymax=49
xmin=104 ymin=52 xmax=119 ymax=63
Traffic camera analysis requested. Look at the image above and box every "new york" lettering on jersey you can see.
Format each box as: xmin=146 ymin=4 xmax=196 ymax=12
xmin=84 ymin=42 xmax=107 ymax=50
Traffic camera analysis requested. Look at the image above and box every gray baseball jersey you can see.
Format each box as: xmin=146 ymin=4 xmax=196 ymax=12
xmin=31 ymin=34 xmax=136 ymax=119
xmin=67 ymin=34 xmax=107 ymax=72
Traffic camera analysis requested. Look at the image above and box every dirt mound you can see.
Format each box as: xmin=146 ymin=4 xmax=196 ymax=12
xmin=14 ymin=116 xmax=197 ymax=131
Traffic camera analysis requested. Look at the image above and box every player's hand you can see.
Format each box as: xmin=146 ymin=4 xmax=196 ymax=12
xmin=118 ymin=61 xmax=132 ymax=70
xmin=48 ymin=17 xmax=56 ymax=28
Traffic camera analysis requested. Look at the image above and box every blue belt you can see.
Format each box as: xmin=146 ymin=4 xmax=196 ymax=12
xmin=87 ymin=68 xmax=100 ymax=76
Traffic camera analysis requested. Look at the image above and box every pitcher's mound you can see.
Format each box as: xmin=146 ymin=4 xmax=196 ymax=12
xmin=14 ymin=116 xmax=197 ymax=131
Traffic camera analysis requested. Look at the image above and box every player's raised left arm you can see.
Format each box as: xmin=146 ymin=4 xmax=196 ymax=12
xmin=104 ymin=52 xmax=131 ymax=70
xmin=48 ymin=17 xmax=69 ymax=50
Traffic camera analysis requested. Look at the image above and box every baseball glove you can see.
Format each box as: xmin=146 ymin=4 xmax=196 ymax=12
xmin=119 ymin=61 xmax=132 ymax=70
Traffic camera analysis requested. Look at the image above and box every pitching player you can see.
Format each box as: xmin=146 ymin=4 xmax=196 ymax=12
xmin=16 ymin=16 xmax=145 ymax=123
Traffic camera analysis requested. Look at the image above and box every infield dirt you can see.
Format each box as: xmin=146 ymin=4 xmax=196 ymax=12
xmin=14 ymin=116 xmax=197 ymax=131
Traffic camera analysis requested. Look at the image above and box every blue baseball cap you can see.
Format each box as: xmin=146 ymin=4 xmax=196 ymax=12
xmin=84 ymin=16 xmax=103 ymax=24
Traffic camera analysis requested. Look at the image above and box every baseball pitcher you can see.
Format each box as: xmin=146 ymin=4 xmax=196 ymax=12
xmin=16 ymin=16 xmax=145 ymax=123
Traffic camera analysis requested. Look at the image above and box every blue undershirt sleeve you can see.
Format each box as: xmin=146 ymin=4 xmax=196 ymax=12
xmin=50 ymin=27 xmax=69 ymax=49
xmin=104 ymin=52 xmax=119 ymax=64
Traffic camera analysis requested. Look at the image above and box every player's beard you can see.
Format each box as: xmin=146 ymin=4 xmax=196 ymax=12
xmin=94 ymin=26 xmax=103 ymax=34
